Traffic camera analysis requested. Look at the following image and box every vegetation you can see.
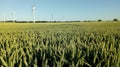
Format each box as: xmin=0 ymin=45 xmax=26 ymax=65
xmin=113 ymin=18 xmax=118 ymax=21
xmin=0 ymin=22 xmax=120 ymax=67
xmin=98 ymin=19 xmax=102 ymax=22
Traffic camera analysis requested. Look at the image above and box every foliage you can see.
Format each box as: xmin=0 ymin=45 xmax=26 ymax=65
xmin=98 ymin=19 xmax=102 ymax=22
xmin=113 ymin=18 xmax=118 ymax=21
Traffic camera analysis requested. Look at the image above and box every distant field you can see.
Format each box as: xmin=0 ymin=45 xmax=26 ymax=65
xmin=0 ymin=22 xmax=120 ymax=67
xmin=0 ymin=21 xmax=120 ymax=32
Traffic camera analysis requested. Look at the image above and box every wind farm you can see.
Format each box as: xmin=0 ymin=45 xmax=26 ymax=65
xmin=0 ymin=0 xmax=120 ymax=67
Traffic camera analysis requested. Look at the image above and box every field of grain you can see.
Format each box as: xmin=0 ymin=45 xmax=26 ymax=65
xmin=0 ymin=22 xmax=120 ymax=67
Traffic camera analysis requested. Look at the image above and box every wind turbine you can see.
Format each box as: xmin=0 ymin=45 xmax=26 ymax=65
xmin=51 ymin=14 xmax=53 ymax=21
xmin=3 ymin=15 xmax=6 ymax=23
xmin=32 ymin=5 xmax=36 ymax=23
xmin=12 ymin=11 xmax=16 ymax=23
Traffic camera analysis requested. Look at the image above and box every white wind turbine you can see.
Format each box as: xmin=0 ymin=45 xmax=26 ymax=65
xmin=51 ymin=14 xmax=53 ymax=21
xmin=3 ymin=15 xmax=6 ymax=23
xmin=32 ymin=5 xmax=36 ymax=23
xmin=12 ymin=11 xmax=16 ymax=23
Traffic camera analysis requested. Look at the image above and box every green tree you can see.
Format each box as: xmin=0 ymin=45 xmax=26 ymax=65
xmin=98 ymin=19 xmax=102 ymax=22
xmin=113 ymin=18 xmax=118 ymax=21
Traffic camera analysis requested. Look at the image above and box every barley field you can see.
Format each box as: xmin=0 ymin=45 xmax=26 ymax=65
xmin=0 ymin=22 xmax=120 ymax=67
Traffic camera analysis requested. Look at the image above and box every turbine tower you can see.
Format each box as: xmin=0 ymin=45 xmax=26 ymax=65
xmin=32 ymin=5 xmax=36 ymax=23
xmin=3 ymin=15 xmax=6 ymax=23
xmin=12 ymin=11 xmax=15 ymax=23
xmin=51 ymin=14 xmax=53 ymax=21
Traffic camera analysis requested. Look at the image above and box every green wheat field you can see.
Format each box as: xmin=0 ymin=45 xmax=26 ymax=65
xmin=0 ymin=22 xmax=120 ymax=67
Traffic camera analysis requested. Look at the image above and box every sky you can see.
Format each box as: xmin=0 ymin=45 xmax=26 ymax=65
xmin=0 ymin=0 xmax=120 ymax=21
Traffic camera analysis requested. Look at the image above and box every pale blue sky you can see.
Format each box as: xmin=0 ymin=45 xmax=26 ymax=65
xmin=0 ymin=0 xmax=120 ymax=21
